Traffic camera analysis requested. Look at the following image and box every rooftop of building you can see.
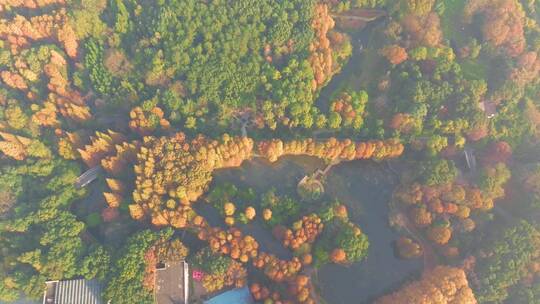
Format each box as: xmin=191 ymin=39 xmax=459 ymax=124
xmin=43 ymin=279 xmax=103 ymax=304
xmin=155 ymin=261 xmax=189 ymax=304
xmin=204 ymin=287 xmax=254 ymax=304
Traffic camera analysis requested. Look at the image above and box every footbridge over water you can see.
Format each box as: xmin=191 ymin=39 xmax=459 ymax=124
xmin=75 ymin=166 xmax=103 ymax=189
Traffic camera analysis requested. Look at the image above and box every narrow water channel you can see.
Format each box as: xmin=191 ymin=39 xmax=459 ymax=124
xmin=318 ymin=161 xmax=422 ymax=304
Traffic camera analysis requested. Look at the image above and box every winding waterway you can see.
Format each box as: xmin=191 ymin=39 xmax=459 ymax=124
xmin=213 ymin=156 xmax=422 ymax=303
xmin=317 ymin=160 xmax=422 ymax=303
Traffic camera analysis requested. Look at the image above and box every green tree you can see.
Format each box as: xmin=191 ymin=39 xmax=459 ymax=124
xmin=26 ymin=141 xmax=52 ymax=159
xmin=419 ymin=159 xmax=457 ymax=186
xmin=474 ymin=221 xmax=540 ymax=303
xmin=105 ymin=229 xmax=173 ymax=304
xmin=479 ymin=163 xmax=511 ymax=200
xmin=328 ymin=112 xmax=342 ymax=129
xmin=4 ymin=104 xmax=28 ymax=130
xmin=84 ymin=39 xmax=114 ymax=96
xmin=336 ymin=222 xmax=369 ymax=263
xmin=426 ymin=134 xmax=448 ymax=156
xmin=112 ymin=0 xmax=131 ymax=34
xmin=192 ymin=248 xmax=231 ymax=275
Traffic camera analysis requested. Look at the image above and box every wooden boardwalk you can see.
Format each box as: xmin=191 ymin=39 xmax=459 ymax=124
xmin=75 ymin=166 xmax=102 ymax=189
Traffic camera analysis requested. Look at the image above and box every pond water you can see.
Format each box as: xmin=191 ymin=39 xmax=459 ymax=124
xmin=317 ymin=161 xmax=422 ymax=304
xmin=212 ymin=156 xmax=422 ymax=303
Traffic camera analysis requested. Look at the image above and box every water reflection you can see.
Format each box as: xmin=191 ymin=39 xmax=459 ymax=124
xmin=213 ymin=157 xmax=422 ymax=303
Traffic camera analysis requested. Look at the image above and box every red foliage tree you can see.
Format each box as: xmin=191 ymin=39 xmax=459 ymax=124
xmin=466 ymin=0 xmax=526 ymax=57
xmin=401 ymin=12 xmax=442 ymax=47
xmin=480 ymin=141 xmax=512 ymax=166
xmin=309 ymin=3 xmax=335 ymax=89
xmin=510 ymin=51 xmax=540 ymax=86
xmin=101 ymin=207 xmax=120 ymax=222
xmin=380 ymin=45 xmax=408 ymax=65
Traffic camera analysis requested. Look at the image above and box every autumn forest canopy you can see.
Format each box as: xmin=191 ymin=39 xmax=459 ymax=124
xmin=0 ymin=0 xmax=539 ymax=303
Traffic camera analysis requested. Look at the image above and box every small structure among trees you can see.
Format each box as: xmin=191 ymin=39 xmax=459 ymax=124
xmin=297 ymin=173 xmax=325 ymax=201
xmin=297 ymin=160 xmax=339 ymax=201
xmin=463 ymin=147 xmax=477 ymax=172
xmin=74 ymin=166 xmax=103 ymax=189
xmin=478 ymin=100 xmax=497 ymax=119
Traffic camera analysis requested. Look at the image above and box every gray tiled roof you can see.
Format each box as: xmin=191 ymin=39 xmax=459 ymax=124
xmin=155 ymin=261 xmax=189 ymax=304
xmin=45 ymin=279 xmax=103 ymax=304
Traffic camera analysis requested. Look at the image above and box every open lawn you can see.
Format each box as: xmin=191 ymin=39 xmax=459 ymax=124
xmin=460 ymin=57 xmax=488 ymax=81
xmin=439 ymin=0 xmax=468 ymax=44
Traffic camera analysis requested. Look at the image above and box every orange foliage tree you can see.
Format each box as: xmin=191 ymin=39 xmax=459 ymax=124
xmin=380 ymin=45 xmax=408 ymax=65
xmin=309 ymin=3 xmax=335 ymax=89
xmin=279 ymin=214 xmax=324 ymax=250
xmin=329 ymin=91 xmax=367 ymax=129
xmin=396 ymin=180 xmax=492 ymax=246
xmin=33 ymin=101 xmax=59 ymax=127
xmin=401 ymin=12 xmax=443 ymax=47
xmin=77 ymin=130 xmax=126 ymax=167
xmin=131 ymin=133 xmax=254 ymax=225
xmin=287 ymin=274 xmax=317 ymax=304
xmin=465 ymin=0 xmax=526 ymax=57
xmin=0 ymin=71 xmax=28 ymax=90
xmin=44 ymin=50 xmax=91 ymax=122
xmin=396 ymin=237 xmax=423 ymax=259
xmin=0 ymin=0 xmax=65 ymax=11
xmin=129 ymin=106 xmax=170 ymax=136
xmin=0 ymin=9 xmax=78 ymax=57
xmin=426 ymin=226 xmax=452 ymax=245
xmin=389 ymin=113 xmax=417 ymax=133
xmin=330 ymin=248 xmax=347 ymax=264
xmin=198 ymin=227 xmax=258 ymax=264
xmin=202 ymin=260 xmax=247 ymax=292
xmin=404 ymin=0 xmax=436 ymax=16
xmin=409 ymin=206 xmax=432 ymax=227
xmin=101 ymin=142 xmax=139 ymax=176
xmin=257 ymin=138 xmax=403 ymax=163
xmin=0 ymin=131 xmax=33 ymax=160
xmin=103 ymin=192 xmax=122 ymax=208
xmin=252 ymin=252 xmax=302 ymax=282
xmin=250 ymin=276 xmax=317 ymax=304
xmin=376 ymin=266 xmax=477 ymax=304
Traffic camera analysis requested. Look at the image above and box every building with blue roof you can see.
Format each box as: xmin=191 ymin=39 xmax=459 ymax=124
xmin=204 ymin=287 xmax=254 ymax=304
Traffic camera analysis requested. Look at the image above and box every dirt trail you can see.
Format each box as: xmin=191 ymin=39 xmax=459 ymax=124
xmin=331 ymin=9 xmax=386 ymax=22
xmin=391 ymin=209 xmax=438 ymax=270
xmin=386 ymin=161 xmax=438 ymax=271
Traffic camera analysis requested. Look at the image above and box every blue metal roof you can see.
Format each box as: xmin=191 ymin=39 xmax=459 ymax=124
xmin=204 ymin=287 xmax=254 ymax=304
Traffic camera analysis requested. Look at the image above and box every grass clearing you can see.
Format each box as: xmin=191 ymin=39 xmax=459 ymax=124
xmin=460 ymin=57 xmax=487 ymax=80
xmin=439 ymin=0 xmax=468 ymax=44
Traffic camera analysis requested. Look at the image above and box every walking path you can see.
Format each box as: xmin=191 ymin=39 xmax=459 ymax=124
xmin=391 ymin=209 xmax=438 ymax=270
xmin=75 ymin=166 xmax=102 ymax=188
xmin=330 ymin=9 xmax=386 ymax=22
